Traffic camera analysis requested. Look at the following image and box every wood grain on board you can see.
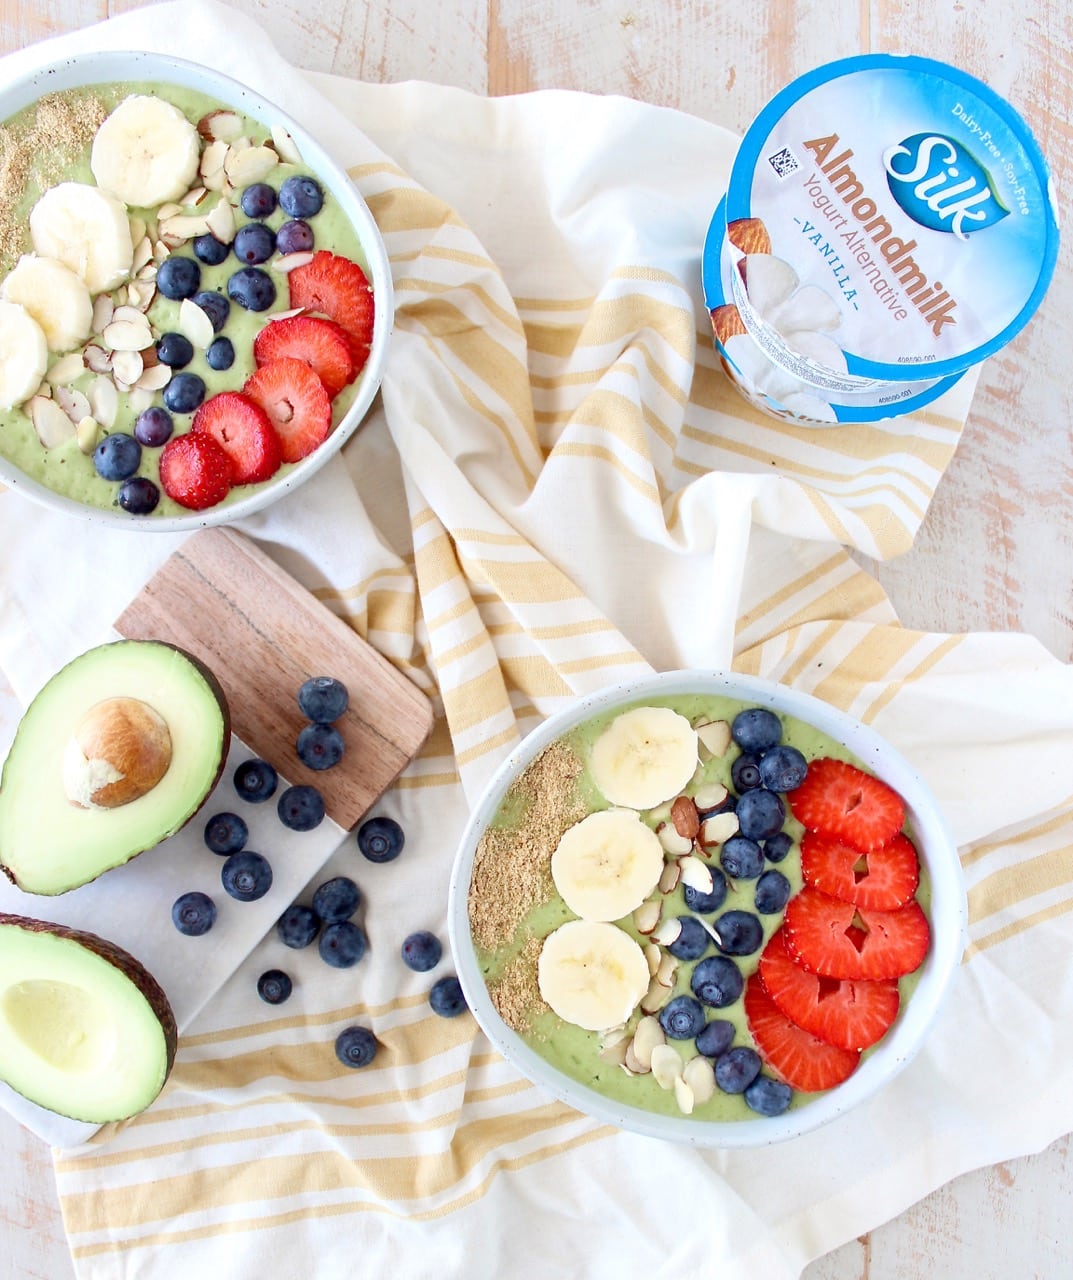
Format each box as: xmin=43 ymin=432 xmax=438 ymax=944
xmin=115 ymin=527 xmax=433 ymax=831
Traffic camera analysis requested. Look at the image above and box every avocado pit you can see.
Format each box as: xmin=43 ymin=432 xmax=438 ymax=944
xmin=63 ymin=696 xmax=173 ymax=809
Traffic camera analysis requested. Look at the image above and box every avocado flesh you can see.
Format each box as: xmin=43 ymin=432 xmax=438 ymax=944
xmin=0 ymin=914 xmax=176 ymax=1122
xmin=0 ymin=640 xmax=229 ymax=895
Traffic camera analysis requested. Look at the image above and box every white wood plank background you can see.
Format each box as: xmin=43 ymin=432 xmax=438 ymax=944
xmin=0 ymin=2 xmax=1070 ymax=1277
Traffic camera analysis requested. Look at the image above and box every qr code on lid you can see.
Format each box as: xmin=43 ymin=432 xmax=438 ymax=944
xmin=768 ymin=147 xmax=798 ymax=178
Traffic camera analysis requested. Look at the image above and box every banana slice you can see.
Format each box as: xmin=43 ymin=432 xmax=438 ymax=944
xmin=589 ymin=706 xmax=699 ymax=810
xmin=551 ymin=808 xmax=664 ymax=921
xmin=91 ymin=95 xmax=202 ymax=208
xmin=29 ymin=183 xmax=134 ymax=296
xmin=1 ymin=254 xmax=93 ymax=353
xmin=0 ymin=301 xmax=49 ymax=410
xmin=537 ymin=920 xmax=650 ymax=1032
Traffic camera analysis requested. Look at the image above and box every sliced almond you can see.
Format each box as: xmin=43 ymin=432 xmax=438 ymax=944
xmin=650 ymin=1044 xmax=684 ymax=1091
xmin=640 ymin=974 xmax=673 ymax=1015
xmin=695 ymin=719 xmax=732 ymax=759
xmin=599 ymin=1037 xmax=631 ymax=1067
xmin=658 ymin=860 xmax=681 ymax=895
xmin=643 ymin=942 xmax=661 ymax=977
xmin=135 ymin=363 xmax=172 ymax=393
xmin=128 ymin=215 xmax=147 ymax=246
xmin=53 ymin=385 xmax=90 ymax=424
xmin=86 ymin=374 xmax=118 ymax=428
xmin=623 ymin=1041 xmax=650 ymax=1076
xmin=633 ymin=899 xmax=662 ymax=936
xmin=83 ymin=344 xmax=112 ymax=374
xmin=45 ymin=352 xmax=86 ymax=386
xmin=657 ymin=822 xmax=694 ymax=857
xmin=159 ymin=212 xmax=210 ymax=244
xmin=180 ymin=185 xmax=208 ymax=208
xmin=156 ymin=202 xmax=183 ymax=221
xmin=673 ymin=1075 xmax=696 ymax=1115
xmin=272 ymin=251 xmax=314 ymax=274
xmin=679 ymin=854 xmax=714 ymax=895
xmin=28 ymin=395 xmax=76 ymax=448
xmin=198 ymin=109 xmax=244 ymax=142
xmin=270 ymin=123 xmax=303 ymax=164
xmin=74 ymin=415 xmax=101 ymax=455
xmin=200 ymin=139 xmax=229 ymax=189
xmin=699 ymin=811 xmax=740 ymax=849
xmin=694 ymin=782 xmax=730 ymax=813
xmin=178 ymin=297 xmax=216 ymax=350
xmin=682 ymin=1055 xmax=716 ymax=1105
xmin=655 ymin=952 xmax=679 ymax=991
xmin=131 ymin=235 xmax=155 ymax=274
xmin=224 ymin=143 xmax=279 ymax=187
xmin=92 ymin=293 xmax=115 ymax=334
xmin=110 ymin=349 xmax=145 ymax=387
xmin=204 ymin=197 xmax=236 ymax=244
xmin=104 ymin=318 xmax=153 ymax=355
xmin=651 ymin=916 xmax=683 ymax=948
xmin=126 ymin=279 xmax=156 ymax=312
xmin=630 ymin=1015 xmax=665 ymax=1071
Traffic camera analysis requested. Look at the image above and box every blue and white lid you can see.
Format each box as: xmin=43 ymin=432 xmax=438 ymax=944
xmin=722 ymin=55 xmax=1060 ymax=384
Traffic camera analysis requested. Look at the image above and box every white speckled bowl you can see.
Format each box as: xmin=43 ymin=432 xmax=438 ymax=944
xmin=0 ymin=51 xmax=392 ymax=530
xmin=447 ymin=670 xmax=966 ymax=1148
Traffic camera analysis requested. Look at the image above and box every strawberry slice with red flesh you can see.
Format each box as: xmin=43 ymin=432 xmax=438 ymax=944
xmin=192 ymin=391 xmax=282 ymax=485
xmin=243 ymin=357 xmax=331 ymax=464
xmin=758 ymin=927 xmax=900 ymax=1051
xmin=158 ymin=431 xmax=233 ymax=511
xmin=783 ymin=886 xmax=930 ymax=981
xmin=744 ymin=973 xmax=860 ymax=1093
xmin=800 ymin=829 xmax=920 ymax=910
xmin=788 ymin=757 xmax=906 ymax=853
xmin=287 ymin=250 xmax=374 ymax=374
xmin=252 ymin=314 xmax=356 ymax=398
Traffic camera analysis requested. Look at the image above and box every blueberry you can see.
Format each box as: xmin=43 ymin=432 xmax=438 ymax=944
xmin=192 ymin=290 xmax=230 ymax=332
xmin=193 ymin=233 xmax=230 ymax=266
xmin=758 ymin=744 xmax=809 ymax=792
xmin=133 ymin=406 xmax=174 ymax=448
xmin=297 ymin=676 xmax=349 ymax=723
xmin=335 ymin=1025 xmax=378 ymax=1068
xmin=203 ymin=811 xmax=249 ymax=855
xmin=762 ymin=831 xmax=794 ymax=863
xmin=312 ymin=875 xmax=361 ymax=923
xmin=163 ymin=371 xmax=206 ymax=414
xmin=94 ymin=432 xmax=141 ymax=481
xmin=275 ymin=218 xmax=315 ymax=254
xmin=735 ymin=788 xmax=785 ymax=841
xmin=116 ymin=476 xmax=160 ymax=515
xmin=279 ymin=174 xmax=324 ymax=218
xmin=357 ymin=815 xmax=404 ymax=863
xmin=278 ymin=784 xmax=325 ymax=831
xmin=429 ymin=975 xmax=468 ymax=1017
xmin=714 ymin=1045 xmax=763 ymax=1094
xmin=257 ymin=969 xmax=293 ymax=1005
xmin=713 ymin=909 xmax=764 ymax=956
xmin=157 ymin=255 xmax=201 ymax=300
xmin=277 ymin=903 xmax=321 ymax=949
xmin=401 ymin=930 xmax=442 ymax=972
xmin=730 ymin=753 xmax=763 ymax=793
xmin=695 ymin=1018 xmax=736 ymax=1059
xmin=682 ymin=871 xmax=728 ymax=915
xmin=690 ymin=955 xmax=744 ymax=1008
xmin=731 ymin=707 xmax=783 ymax=755
xmin=659 ymin=995 xmax=706 ymax=1040
xmin=744 ymin=1074 xmax=794 ymax=1116
xmin=156 ymin=331 xmax=194 ymax=368
xmin=720 ymin=835 xmax=764 ymax=880
xmin=221 ymin=850 xmax=273 ymax=902
xmin=755 ymin=869 xmax=792 ymax=915
xmin=228 ymin=266 xmax=276 ymax=311
xmin=667 ymin=915 xmax=710 ymax=961
xmin=205 ymin=336 xmax=235 ymax=370
xmin=296 ymin=722 xmax=345 ymax=771
xmin=319 ymin=920 xmax=367 ymax=968
xmin=233 ymin=221 xmax=276 ymax=265
xmin=240 ymin=182 xmax=278 ymax=218
xmin=171 ymin=891 xmax=216 ymax=936
xmin=234 ymin=757 xmax=278 ymax=802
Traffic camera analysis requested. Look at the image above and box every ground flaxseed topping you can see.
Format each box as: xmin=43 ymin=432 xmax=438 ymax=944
xmin=0 ymin=89 xmax=108 ymax=273
xmin=489 ymin=935 xmax=546 ymax=1034
xmin=467 ymin=737 xmax=587 ymax=954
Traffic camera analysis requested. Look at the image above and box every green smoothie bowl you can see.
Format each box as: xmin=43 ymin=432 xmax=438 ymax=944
xmin=447 ymin=671 xmax=966 ymax=1147
xmin=0 ymin=51 xmax=392 ymax=530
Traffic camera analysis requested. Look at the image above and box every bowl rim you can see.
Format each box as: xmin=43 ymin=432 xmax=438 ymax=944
xmin=0 ymin=49 xmax=394 ymax=532
xmin=447 ymin=668 xmax=967 ymax=1148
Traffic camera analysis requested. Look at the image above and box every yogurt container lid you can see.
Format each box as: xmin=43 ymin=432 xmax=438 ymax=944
xmin=723 ymin=55 xmax=1060 ymax=383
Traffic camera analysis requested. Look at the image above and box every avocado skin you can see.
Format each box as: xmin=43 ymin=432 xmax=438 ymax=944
xmin=0 ymin=912 xmax=178 ymax=1118
xmin=0 ymin=639 xmax=231 ymax=894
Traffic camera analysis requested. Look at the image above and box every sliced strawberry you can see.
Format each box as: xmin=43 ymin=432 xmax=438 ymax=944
xmin=744 ymin=973 xmax=860 ymax=1093
xmin=242 ymin=357 xmax=331 ymax=464
xmin=287 ymin=250 xmax=374 ymax=373
xmin=757 ymin=927 xmax=900 ymax=1050
xmin=252 ymin=314 xmax=355 ymax=398
xmin=788 ymin=757 xmax=905 ymax=853
xmin=158 ymin=431 xmax=233 ymax=511
xmin=783 ymin=886 xmax=930 ymax=981
xmin=800 ymin=829 xmax=920 ymax=910
xmin=192 ymin=391 xmax=282 ymax=485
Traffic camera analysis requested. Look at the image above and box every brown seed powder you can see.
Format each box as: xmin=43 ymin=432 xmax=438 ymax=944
xmin=488 ymin=935 xmax=547 ymax=1034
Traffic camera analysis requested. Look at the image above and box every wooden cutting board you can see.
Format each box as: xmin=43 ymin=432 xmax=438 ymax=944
xmin=115 ymin=527 xmax=433 ymax=830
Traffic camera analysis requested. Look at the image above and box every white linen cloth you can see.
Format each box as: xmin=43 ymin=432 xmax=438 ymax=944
xmin=1 ymin=3 xmax=1071 ymax=1276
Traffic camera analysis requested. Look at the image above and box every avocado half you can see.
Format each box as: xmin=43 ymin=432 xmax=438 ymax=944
xmin=0 ymin=640 xmax=230 ymax=895
xmin=0 ymin=913 xmax=177 ymax=1122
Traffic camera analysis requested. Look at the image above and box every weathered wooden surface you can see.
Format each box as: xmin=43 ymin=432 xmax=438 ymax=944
xmin=0 ymin=2 xmax=1070 ymax=1278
